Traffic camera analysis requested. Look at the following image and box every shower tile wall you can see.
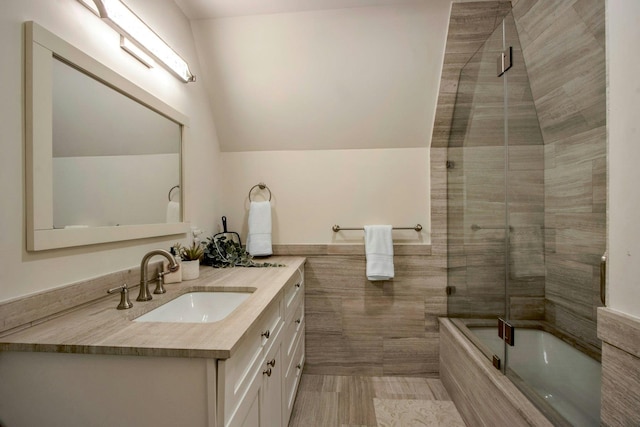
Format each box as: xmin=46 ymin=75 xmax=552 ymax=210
xmin=512 ymin=0 xmax=606 ymax=353
xmin=431 ymin=2 xmax=512 ymax=148
xmin=431 ymin=1 xmax=514 ymax=323
xmin=444 ymin=4 xmax=545 ymax=320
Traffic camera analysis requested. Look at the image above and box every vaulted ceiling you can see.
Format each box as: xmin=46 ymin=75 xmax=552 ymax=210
xmin=174 ymin=0 xmax=453 ymax=152
xmin=175 ymin=0 xmax=434 ymax=19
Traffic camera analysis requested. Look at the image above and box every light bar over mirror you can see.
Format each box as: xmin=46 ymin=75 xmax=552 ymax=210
xmin=78 ymin=0 xmax=195 ymax=82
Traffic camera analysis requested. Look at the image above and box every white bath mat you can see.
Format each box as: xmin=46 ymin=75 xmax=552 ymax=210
xmin=374 ymin=398 xmax=466 ymax=427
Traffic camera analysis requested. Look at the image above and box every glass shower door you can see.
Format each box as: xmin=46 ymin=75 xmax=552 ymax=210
xmin=446 ymin=15 xmax=508 ymax=367
xmin=446 ymin=10 xmax=602 ymax=426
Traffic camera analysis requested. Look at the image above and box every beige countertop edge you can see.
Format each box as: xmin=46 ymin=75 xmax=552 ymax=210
xmin=0 ymin=256 xmax=306 ymax=360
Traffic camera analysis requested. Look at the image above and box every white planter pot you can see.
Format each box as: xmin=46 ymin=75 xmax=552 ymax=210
xmin=181 ymin=260 xmax=200 ymax=281
xmin=163 ymin=259 xmax=182 ymax=283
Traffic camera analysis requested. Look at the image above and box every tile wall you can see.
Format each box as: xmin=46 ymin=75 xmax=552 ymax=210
xmin=438 ymin=0 xmax=606 ymax=356
xmin=512 ymin=0 xmax=606 ymax=353
xmin=275 ymin=245 xmax=446 ymax=376
xmin=284 ymin=3 xmax=516 ymax=376
xmin=297 ymin=0 xmax=606 ymax=377
xmin=445 ymin=6 xmax=546 ymax=321
xmin=598 ymin=308 xmax=640 ymax=425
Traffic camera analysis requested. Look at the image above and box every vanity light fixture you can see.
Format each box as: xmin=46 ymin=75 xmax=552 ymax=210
xmin=120 ymin=35 xmax=154 ymax=68
xmin=77 ymin=0 xmax=195 ymax=82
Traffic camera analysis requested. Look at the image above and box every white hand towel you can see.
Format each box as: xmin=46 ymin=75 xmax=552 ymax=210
xmin=166 ymin=201 xmax=180 ymax=223
xmin=364 ymin=225 xmax=394 ymax=281
xmin=247 ymin=201 xmax=272 ymax=256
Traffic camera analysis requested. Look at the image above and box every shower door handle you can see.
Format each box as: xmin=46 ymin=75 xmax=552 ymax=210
xmin=600 ymin=252 xmax=607 ymax=306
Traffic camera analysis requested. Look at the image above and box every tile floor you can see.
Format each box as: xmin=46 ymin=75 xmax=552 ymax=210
xmin=288 ymin=374 xmax=467 ymax=427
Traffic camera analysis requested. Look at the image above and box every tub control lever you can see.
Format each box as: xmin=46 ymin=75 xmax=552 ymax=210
xmin=600 ymin=251 xmax=607 ymax=306
xmin=107 ymin=284 xmax=133 ymax=310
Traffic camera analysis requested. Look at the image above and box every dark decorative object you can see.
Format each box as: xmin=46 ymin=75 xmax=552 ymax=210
xmin=203 ymin=235 xmax=284 ymax=268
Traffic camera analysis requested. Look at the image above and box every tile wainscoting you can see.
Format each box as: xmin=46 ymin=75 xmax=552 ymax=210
xmin=273 ymin=244 xmax=446 ymax=377
xmin=0 ymin=262 xmax=159 ymax=335
xmin=598 ymin=308 xmax=640 ymax=426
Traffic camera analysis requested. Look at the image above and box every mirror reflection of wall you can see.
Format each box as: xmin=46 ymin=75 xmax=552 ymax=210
xmin=51 ymin=58 xmax=181 ymax=228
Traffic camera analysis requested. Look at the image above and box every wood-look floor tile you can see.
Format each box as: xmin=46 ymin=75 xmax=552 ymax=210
xmin=338 ymin=376 xmax=377 ymax=426
xmin=298 ymin=374 xmax=328 ymax=392
xmin=288 ymin=391 xmax=340 ymax=427
xmin=371 ymin=376 xmax=435 ymax=399
xmin=290 ymin=374 xmax=465 ymax=427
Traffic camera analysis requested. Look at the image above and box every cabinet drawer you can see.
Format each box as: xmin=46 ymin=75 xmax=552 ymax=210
xmin=283 ymin=325 xmax=305 ymax=426
xmin=283 ymin=300 xmax=304 ymax=368
xmin=283 ymin=267 xmax=304 ymax=322
xmin=219 ymin=297 xmax=283 ymax=425
xmin=260 ymin=342 xmax=283 ymax=427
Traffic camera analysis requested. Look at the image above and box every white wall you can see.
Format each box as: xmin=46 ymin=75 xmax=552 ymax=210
xmin=0 ymin=0 xmax=221 ymax=303
xmin=191 ymin=2 xmax=450 ymax=152
xmin=220 ymin=148 xmax=430 ymax=244
xmin=192 ymin=3 xmax=449 ymax=245
xmin=0 ymin=1 xmax=448 ymax=303
xmin=607 ymin=0 xmax=640 ymax=318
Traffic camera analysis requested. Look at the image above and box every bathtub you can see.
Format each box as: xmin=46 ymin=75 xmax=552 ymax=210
xmin=439 ymin=318 xmax=602 ymax=427
xmin=471 ymin=327 xmax=602 ymax=427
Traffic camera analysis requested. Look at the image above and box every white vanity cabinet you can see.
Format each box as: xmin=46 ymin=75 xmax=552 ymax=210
xmin=0 ymin=261 xmax=306 ymax=427
xmin=217 ymin=266 xmax=305 ymax=427
xmin=282 ymin=269 xmax=306 ymax=426
xmin=232 ymin=344 xmax=283 ymax=427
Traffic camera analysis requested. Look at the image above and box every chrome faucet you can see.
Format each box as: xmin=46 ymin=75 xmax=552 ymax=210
xmin=137 ymin=249 xmax=179 ymax=302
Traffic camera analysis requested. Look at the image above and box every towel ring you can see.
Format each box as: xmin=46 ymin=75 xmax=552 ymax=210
xmin=248 ymin=182 xmax=272 ymax=202
xmin=168 ymin=185 xmax=180 ymax=201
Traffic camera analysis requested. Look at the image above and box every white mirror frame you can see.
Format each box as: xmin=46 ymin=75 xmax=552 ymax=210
xmin=25 ymin=21 xmax=190 ymax=251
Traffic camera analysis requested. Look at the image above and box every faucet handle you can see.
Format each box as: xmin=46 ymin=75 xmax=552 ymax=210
xmin=153 ymin=271 xmax=168 ymax=295
xmin=107 ymin=284 xmax=134 ymax=310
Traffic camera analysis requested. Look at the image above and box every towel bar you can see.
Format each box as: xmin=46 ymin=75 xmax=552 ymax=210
xmin=168 ymin=185 xmax=180 ymax=201
xmin=332 ymin=224 xmax=422 ymax=232
xmin=249 ymin=182 xmax=272 ymax=202
xmin=470 ymin=224 xmax=514 ymax=231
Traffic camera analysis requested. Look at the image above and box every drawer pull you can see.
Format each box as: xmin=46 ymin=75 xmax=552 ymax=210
xmin=295 ymin=319 xmax=301 ymax=324
xmin=296 ymin=364 xmax=302 ymax=370
xmin=267 ymin=358 xmax=276 ymax=367
xmin=263 ymin=368 xmax=272 ymax=377
xmin=261 ymin=330 xmax=271 ymax=339
xmin=295 ymin=283 xmax=301 ymax=288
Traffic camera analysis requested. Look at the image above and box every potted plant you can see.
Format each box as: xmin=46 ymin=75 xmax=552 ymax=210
xmin=176 ymin=242 xmax=204 ymax=280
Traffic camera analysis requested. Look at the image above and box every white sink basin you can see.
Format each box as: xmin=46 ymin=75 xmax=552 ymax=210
xmin=134 ymin=291 xmax=252 ymax=323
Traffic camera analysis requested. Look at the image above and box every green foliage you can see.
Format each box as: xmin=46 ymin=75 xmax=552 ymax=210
xmin=203 ymin=235 xmax=284 ymax=268
xmin=173 ymin=242 xmax=204 ymax=261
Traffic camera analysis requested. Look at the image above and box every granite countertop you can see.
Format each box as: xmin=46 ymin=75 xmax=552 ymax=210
xmin=0 ymin=256 xmax=305 ymax=360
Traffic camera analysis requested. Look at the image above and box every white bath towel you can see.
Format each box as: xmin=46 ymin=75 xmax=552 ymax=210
xmin=166 ymin=201 xmax=180 ymax=223
xmin=364 ymin=225 xmax=394 ymax=281
xmin=247 ymin=201 xmax=272 ymax=256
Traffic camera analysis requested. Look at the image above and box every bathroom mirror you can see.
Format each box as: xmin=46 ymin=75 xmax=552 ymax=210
xmin=25 ymin=21 xmax=190 ymax=251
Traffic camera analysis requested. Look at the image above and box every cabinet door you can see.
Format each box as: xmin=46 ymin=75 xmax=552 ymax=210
xmin=239 ymin=391 xmax=260 ymax=427
xmin=260 ymin=345 xmax=282 ymax=427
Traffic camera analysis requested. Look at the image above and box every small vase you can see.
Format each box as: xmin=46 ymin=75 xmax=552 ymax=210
xmin=181 ymin=260 xmax=200 ymax=281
